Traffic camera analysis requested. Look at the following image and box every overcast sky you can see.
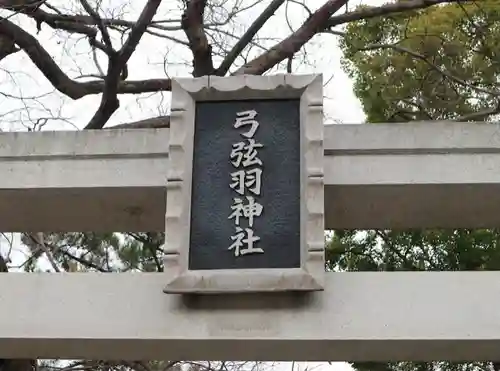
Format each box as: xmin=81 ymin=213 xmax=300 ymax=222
xmin=0 ymin=0 xmax=389 ymax=132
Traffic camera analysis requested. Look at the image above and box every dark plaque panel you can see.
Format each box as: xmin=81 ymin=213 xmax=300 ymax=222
xmin=188 ymin=99 xmax=301 ymax=270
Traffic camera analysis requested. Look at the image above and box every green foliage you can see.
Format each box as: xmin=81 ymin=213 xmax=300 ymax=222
xmin=336 ymin=1 xmax=500 ymax=371
xmin=339 ymin=0 xmax=500 ymax=123
xmin=327 ymin=228 xmax=500 ymax=272
xmin=20 ymin=232 xmax=164 ymax=273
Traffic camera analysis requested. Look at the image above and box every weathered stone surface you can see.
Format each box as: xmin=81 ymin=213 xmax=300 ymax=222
xmin=1 ymin=121 xmax=500 ymax=231
xmin=0 ymin=128 xmax=169 ymax=232
xmin=1 ymin=272 xmax=499 ymax=361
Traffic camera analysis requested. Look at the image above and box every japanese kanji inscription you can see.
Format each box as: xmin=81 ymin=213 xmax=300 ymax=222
xmin=228 ymin=110 xmax=265 ymax=257
xmin=163 ymin=74 xmax=325 ymax=294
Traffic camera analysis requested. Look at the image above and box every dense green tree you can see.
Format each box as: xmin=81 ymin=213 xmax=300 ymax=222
xmin=339 ymin=0 xmax=500 ymax=123
xmin=335 ymin=2 xmax=500 ymax=371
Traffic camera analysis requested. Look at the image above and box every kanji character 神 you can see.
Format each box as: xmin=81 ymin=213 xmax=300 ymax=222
xmin=228 ymin=195 xmax=263 ymax=227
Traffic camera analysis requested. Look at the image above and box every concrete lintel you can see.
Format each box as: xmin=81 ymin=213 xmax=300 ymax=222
xmin=0 ymin=128 xmax=169 ymax=232
xmin=325 ymin=121 xmax=500 ymax=155
xmin=1 ymin=271 xmax=500 ymax=361
xmin=1 ymin=122 xmax=500 ymax=231
xmin=324 ymin=121 xmax=500 ymax=229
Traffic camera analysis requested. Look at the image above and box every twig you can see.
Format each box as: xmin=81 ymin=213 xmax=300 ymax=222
xmin=217 ymin=0 xmax=286 ymax=75
xmin=375 ymin=230 xmax=415 ymax=268
xmin=28 ymin=233 xmax=61 ymax=272
xmin=79 ymin=0 xmax=114 ymax=53
xmin=58 ymin=249 xmax=109 ymax=272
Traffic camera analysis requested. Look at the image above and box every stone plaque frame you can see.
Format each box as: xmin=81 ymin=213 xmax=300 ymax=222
xmin=163 ymin=74 xmax=324 ymax=294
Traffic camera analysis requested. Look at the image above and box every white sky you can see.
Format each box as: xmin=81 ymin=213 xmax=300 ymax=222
xmin=0 ymin=0 xmax=389 ymax=368
xmin=277 ymin=362 xmax=354 ymax=371
xmin=0 ymin=0 xmax=390 ymax=132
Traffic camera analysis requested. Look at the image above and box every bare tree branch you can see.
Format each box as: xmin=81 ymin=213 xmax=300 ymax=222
xmin=182 ymin=0 xmax=214 ymax=76
xmin=79 ymin=0 xmax=114 ymax=53
xmin=85 ymin=0 xmax=163 ymax=129
xmin=0 ymin=251 xmax=8 ymax=272
xmin=58 ymin=248 xmax=109 ymax=272
xmin=216 ymin=0 xmax=286 ymax=75
xmin=456 ymin=103 xmax=500 ymax=122
xmin=235 ymin=0 xmax=349 ymax=75
xmin=326 ymin=0 xmax=462 ymax=29
xmin=107 ymin=115 xmax=170 ymax=129
xmin=0 ymin=0 xmax=42 ymax=11
xmin=119 ymin=0 xmax=162 ymax=63
xmin=25 ymin=232 xmax=61 ymax=272
xmin=235 ymin=0 xmax=466 ymax=76
xmin=14 ymin=5 xmax=100 ymax=38
xmin=0 ymin=34 xmax=19 ymax=61
xmin=25 ymin=5 xmax=232 ymax=36
xmin=0 ymin=17 xmax=172 ymax=99
xmin=45 ymin=14 xmax=182 ymax=32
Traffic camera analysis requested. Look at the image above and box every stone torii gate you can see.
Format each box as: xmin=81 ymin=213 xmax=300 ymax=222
xmin=1 ymin=73 xmax=500 ymax=362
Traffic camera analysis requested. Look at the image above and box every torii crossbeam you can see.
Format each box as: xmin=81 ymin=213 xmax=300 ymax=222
xmin=1 ymin=74 xmax=500 ymax=362
xmin=2 ymin=121 xmax=499 ymax=232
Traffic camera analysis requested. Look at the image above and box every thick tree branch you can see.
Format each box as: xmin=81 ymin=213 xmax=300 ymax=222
xmin=0 ymin=16 xmax=93 ymax=98
xmin=0 ymin=34 xmax=19 ymax=61
xmin=326 ymin=0 xmax=462 ymax=29
xmin=0 ymin=17 xmax=172 ymax=99
xmin=21 ymin=7 xmax=186 ymax=47
xmin=182 ymin=0 xmax=214 ymax=77
xmin=85 ymin=0 xmax=163 ymax=129
xmin=83 ymin=54 xmax=121 ymax=130
xmin=22 ymin=10 xmax=184 ymax=38
xmin=234 ymin=0 xmax=348 ymax=75
xmin=118 ymin=0 xmax=161 ymax=63
xmin=0 ymin=0 xmax=41 ymax=11
xmin=24 ymin=5 xmax=231 ymax=36
xmin=5 ymin=4 xmax=99 ymax=37
xmin=216 ymin=0 xmax=286 ymax=75
xmin=68 ymin=15 xmax=182 ymax=31
xmin=235 ymin=0 xmax=464 ymax=76
xmin=107 ymin=115 xmax=170 ymax=129
xmin=0 ymin=252 xmax=7 ymax=273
